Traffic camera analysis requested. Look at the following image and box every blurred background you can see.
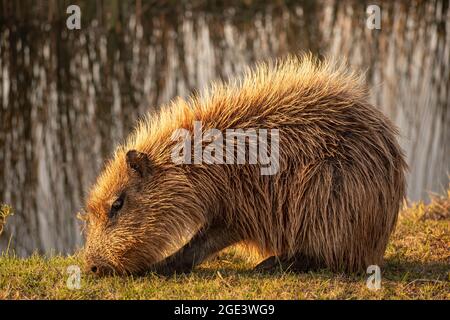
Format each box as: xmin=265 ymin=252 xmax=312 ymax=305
xmin=0 ymin=0 xmax=449 ymax=256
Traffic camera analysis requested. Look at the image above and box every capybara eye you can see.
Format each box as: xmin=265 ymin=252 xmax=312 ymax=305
xmin=109 ymin=196 xmax=124 ymax=218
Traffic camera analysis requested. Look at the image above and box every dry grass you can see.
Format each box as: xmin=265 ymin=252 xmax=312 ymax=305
xmin=0 ymin=204 xmax=13 ymax=236
xmin=0 ymin=189 xmax=448 ymax=300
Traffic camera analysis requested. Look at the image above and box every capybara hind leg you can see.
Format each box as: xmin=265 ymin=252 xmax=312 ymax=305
xmin=154 ymin=225 xmax=238 ymax=275
xmin=255 ymin=254 xmax=325 ymax=273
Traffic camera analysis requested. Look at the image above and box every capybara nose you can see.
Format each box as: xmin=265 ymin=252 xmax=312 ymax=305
xmin=87 ymin=263 xmax=112 ymax=276
xmin=84 ymin=262 xmax=99 ymax=274
xmin=90 ymin=265 xmax=99 ymax=274
xmin=84 ymin=255 xmax=113 ymax=276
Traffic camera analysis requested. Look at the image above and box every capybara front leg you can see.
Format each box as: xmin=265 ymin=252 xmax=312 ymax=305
xmin=255 ymin=253 xmax=325 ymax=273
xmin=153 ymin=225 xmax=238 ymax=275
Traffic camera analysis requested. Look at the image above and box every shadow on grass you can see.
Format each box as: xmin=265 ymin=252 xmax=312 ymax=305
xmin=135 ymin=255 xmax=449 ymax=285
xmin=382 ymin=259 xmax=449 ymax=281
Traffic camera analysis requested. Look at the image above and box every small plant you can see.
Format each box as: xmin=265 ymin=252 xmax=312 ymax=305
xmin=422 ymin=185 xmax=450 ymax=220
xmin=0 ymin=204 xmax=13 ymax=235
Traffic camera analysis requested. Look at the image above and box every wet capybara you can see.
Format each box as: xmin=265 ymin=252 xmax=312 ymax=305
xmin=82 ymin=54 xmax=407 ymax=276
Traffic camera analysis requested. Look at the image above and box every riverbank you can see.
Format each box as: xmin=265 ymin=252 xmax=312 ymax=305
xmin=0 ymin=189 xmax=448 ymax=299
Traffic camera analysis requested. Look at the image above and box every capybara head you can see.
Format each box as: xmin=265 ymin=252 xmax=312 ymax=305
xmin=83 ymin=148 xmax=203 ymax=276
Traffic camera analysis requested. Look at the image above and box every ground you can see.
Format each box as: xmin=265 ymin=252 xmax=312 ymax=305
xmin=0 ymin=190 xmax=449 ymax=299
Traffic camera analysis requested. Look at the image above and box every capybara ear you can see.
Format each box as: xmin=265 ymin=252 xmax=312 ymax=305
xmin=126 ymin=150 xmax=152 ymax=178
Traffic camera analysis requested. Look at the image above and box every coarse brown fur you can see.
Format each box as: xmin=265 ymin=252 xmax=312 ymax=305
xmin=82 ymin=54 xmax=407 ymax=276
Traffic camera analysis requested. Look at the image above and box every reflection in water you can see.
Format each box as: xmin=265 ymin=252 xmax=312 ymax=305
xmin=0 ymin=1 xmax=449 ymax=255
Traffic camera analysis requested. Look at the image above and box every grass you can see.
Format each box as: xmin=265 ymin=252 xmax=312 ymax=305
xmin=0 ymin=190 xmax=449 ymax=300
xmin=0 ymin=204 xmax=13 ymax=236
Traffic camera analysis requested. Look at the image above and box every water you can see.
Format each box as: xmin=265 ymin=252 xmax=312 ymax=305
xmin=0 ymin=1 xmax=449 ymax=256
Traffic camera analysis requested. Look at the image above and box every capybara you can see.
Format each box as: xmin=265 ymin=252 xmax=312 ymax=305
xmin=82 ymin=54 xmax=407 ymax=276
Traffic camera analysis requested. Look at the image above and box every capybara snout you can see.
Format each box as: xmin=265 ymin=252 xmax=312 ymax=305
xmin=84 ymin=255 xmax=113 ymax=276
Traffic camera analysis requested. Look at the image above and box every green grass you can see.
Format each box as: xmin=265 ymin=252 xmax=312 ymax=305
xmin=0 ymin=192 xmax=449 ymax=300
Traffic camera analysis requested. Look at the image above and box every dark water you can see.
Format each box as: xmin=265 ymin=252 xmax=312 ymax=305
xmin=0 ymin=1 xmax=449 ymax=256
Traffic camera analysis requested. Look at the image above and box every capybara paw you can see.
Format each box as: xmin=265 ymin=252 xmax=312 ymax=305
xmin=152 ymin=263 xmax=194 ymax=277
xmin=254 ymin=256 xmax=280 ymax=273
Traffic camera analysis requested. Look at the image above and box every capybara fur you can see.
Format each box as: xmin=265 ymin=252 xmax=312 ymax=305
xmin=83 ymin=54 xmax=407 ymax=276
